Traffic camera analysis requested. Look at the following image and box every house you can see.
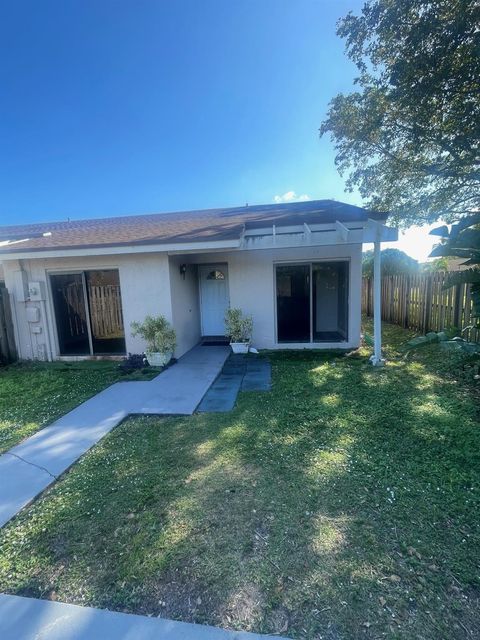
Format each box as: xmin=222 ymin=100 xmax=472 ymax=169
xmin=0 ymin=200 xmax=397 ymax=363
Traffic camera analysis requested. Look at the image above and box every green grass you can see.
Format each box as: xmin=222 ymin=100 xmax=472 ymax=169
xmin=0 ymin=360 xmax=158 ymax=453
xmin=0 ymin=322 xmax=479 ymax=639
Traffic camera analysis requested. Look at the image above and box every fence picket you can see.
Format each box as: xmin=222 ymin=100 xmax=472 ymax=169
xmin=362 ymin=273 xmax=479 ymax=343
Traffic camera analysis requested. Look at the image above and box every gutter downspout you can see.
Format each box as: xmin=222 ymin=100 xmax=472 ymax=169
xmin=370 ymin=226 xmax=385 ymax=367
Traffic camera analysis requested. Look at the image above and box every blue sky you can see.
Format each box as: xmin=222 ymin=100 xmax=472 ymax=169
xmin=0 ymin=1 xmax=436 ymax=259
xmin=0 ymin=0 xmax=366 ymax=221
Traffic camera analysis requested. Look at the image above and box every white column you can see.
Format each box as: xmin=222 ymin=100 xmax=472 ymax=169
xmin=370 ymin=235 xmax=385 ymax=366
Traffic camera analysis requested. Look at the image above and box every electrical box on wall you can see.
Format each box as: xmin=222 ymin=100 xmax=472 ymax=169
xmin=28 ymin=281 xmax=46 ymax=301
xmin=26 ymin=307 xmax=40 ymax=323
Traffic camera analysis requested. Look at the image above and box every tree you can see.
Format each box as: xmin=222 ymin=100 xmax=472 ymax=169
xmin=430 ymin=214 xmax=480 ymax=319
xmin=320 ymin=0 xmax=480 ymax=227
xmin=421 ymin=257 xmax=450 ymax=272
xmin=362 ymin=248 xmax=418 ymax=277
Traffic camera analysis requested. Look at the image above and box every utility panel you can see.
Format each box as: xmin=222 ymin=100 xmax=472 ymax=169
xmin=28 ymin=281 xmax=46 ymax=301
xmin=26 ymin=307 xmax=40 ymax=323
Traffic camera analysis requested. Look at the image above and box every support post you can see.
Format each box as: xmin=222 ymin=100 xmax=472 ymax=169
xmin=370 ymin=234 xmax=385 ymax=366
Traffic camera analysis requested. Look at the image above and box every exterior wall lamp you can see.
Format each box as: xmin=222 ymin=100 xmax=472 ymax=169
xmin=179 ymin=264 xmax=187 ymax=280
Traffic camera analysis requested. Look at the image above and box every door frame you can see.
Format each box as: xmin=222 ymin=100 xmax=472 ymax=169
xmin=198 ymin=263 xmax=230 ymax=336
xmin=47 ymin=267 xmax=126 ymax=357
xmin=273 ymin=258 xmax=351 ymax=344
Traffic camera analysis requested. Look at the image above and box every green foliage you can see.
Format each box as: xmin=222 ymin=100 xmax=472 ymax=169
xmin=130 ymin=315 xmax=176 ymax=354
xmin=1 ymin=321 xmax=479 ymax=637
xmin=362 ymin=248 xmax=418 ymax=277
xmin=404 ymin=329 xmax=480 ymax=358
xmin=0 ymin=361 xmax=154 ymax=453
xmin=430 ymin=214 xmax=480 ymax=317
xmin=320 ymin=0 xmax=480 ymax=226
xmin=224 ymin=308 xmax=253 ymax=343
xmin=421 ymin=257 xmax=450 ymax=272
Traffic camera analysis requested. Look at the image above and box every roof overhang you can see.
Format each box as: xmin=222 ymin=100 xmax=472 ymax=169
xmin=237 ymin=219 xmax=397 ymax=251
xmin=0 ymin=220 xmax=397 ymax=261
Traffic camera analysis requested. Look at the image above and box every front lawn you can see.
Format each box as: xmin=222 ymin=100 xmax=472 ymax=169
xmin=0 ymin=360 xmax=157 ymax=453
xmin=0 ymin=322 xmax=478 ymax=639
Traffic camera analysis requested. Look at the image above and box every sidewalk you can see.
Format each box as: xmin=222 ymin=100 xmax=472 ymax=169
xmin=0 ymin=594 xmax=289 ymax=640
xmin=0 ymin=346 xmax=229 ymax=528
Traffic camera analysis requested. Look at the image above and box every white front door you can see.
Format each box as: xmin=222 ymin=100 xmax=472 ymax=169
xmin=199 ymin=265 xmax=229 ymax=336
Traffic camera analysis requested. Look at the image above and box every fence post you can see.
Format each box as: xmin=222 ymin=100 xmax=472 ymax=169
xmin=404 ymin=275 xmax=411 ymax=328
xmin=453 ymin=283 xmax=462 ymax=329
xmin=424 ymin=277 xmax=433 ymax=333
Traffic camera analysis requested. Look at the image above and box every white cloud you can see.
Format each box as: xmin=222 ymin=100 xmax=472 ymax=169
xmin=274 ymin=191 xmax=311 ymax=204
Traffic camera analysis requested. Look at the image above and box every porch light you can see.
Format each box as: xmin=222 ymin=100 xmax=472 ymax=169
xmin=179 ymin=264 xmax=187 ymax=280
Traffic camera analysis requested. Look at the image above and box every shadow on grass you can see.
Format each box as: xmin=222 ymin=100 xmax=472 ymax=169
xmin=0 ymin=336 xmax=479 ymax=639
xmin=0 ymin=361 xmax=159 ymax=453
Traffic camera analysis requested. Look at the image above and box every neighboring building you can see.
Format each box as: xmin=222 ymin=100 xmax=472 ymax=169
xmin=0 ymin=200 xmax=396 ymax=361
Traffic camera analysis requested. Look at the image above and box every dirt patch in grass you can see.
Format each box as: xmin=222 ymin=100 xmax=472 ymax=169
xmin=0 ymin=322 xmax=479 ymax=638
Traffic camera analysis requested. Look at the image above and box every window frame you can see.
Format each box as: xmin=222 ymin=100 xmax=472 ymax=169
xmin=274 ymin=259 xmax=350 ymax=345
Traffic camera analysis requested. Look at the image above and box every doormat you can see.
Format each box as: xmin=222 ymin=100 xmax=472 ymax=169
xmin=201 ymin=338 xmax=230 ymax=346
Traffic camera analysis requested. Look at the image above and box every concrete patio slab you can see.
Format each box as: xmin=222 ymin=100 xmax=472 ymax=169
xmin=198 ymin=354 xmax=271 ymax=413
xmin=0 ymin=594 xmax=289 ymax=640
xmin=0 ymin=345 xmax=229 ymax=528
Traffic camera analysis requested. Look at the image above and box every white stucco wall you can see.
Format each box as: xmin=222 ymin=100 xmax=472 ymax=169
xmin=1 ymin=253 xmax=172 ymax=360
xmin=1 ymin=241 xmax=363 ymax=360
xmin=180 ymin=243 xmax=363 ymax=350
xmin=169 ymin=256 xmax=201 ymax=358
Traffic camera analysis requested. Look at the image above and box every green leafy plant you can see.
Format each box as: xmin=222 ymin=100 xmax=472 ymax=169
xmin=225 ymin=308 xmax=253 ymax=343
xmin=429 ymin=214 xmax=480 ymax=320
xmin=130 ymin=315 xmax=176 ymax=354
xmin=403 ymin=329 xmax=480 ymax=356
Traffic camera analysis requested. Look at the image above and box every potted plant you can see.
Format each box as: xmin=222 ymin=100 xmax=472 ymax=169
xmin=225 ymin=308 xmax=253 ymax=354
xmin=130 ymin=315 xmax=176 ymax=367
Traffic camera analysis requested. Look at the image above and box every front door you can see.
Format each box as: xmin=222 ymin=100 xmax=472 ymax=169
xmin=199 ymin=265 xmax=229 ymax=336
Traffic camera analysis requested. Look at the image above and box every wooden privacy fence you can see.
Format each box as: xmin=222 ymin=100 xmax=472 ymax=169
xmin=362 ymin=272 xmax=480 ymax=343
xmin=0 ymin=286 xmax=17 ymax=363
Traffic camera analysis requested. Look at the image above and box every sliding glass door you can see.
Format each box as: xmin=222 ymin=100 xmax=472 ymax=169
xmin=276 ymin=265 xmax=310 ymax=342
xmin=276 ymin=261 xmax=349 ymax=343
xmin=51 ymin=273 xmax=90 ymax=355
xmin=50 ymin=270 xmax=126 ymax=356
xmin=313 ymin=262 xmax=348 ymax=342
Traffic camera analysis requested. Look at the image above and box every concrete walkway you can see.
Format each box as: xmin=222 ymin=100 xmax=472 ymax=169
xmin=0 ymin=594 xmax=289 ymax=640
xmin=197 ymin=354 xmax=271 ymax=413
xmin=0 ymin=346 xmax=290 ymax=640
xmin=0 ymin=345 xmax=229 ymax=528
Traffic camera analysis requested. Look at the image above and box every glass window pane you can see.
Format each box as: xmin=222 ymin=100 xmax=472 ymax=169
xmin=50 ymin=273 xmax=90 ymax=355
xmin=206 ymin=270 xmax=225 ymax=280
xmin=276 ymin=265 xmax=310 ymax=342
xmin=85 ymin=270 xmax=126 ymax=354
xmin=312 ymin=262 xmax=348 ymax=342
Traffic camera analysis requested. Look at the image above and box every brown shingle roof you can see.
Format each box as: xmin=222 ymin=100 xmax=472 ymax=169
xmin=0 ymin=200 xmax=386 ymax=254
